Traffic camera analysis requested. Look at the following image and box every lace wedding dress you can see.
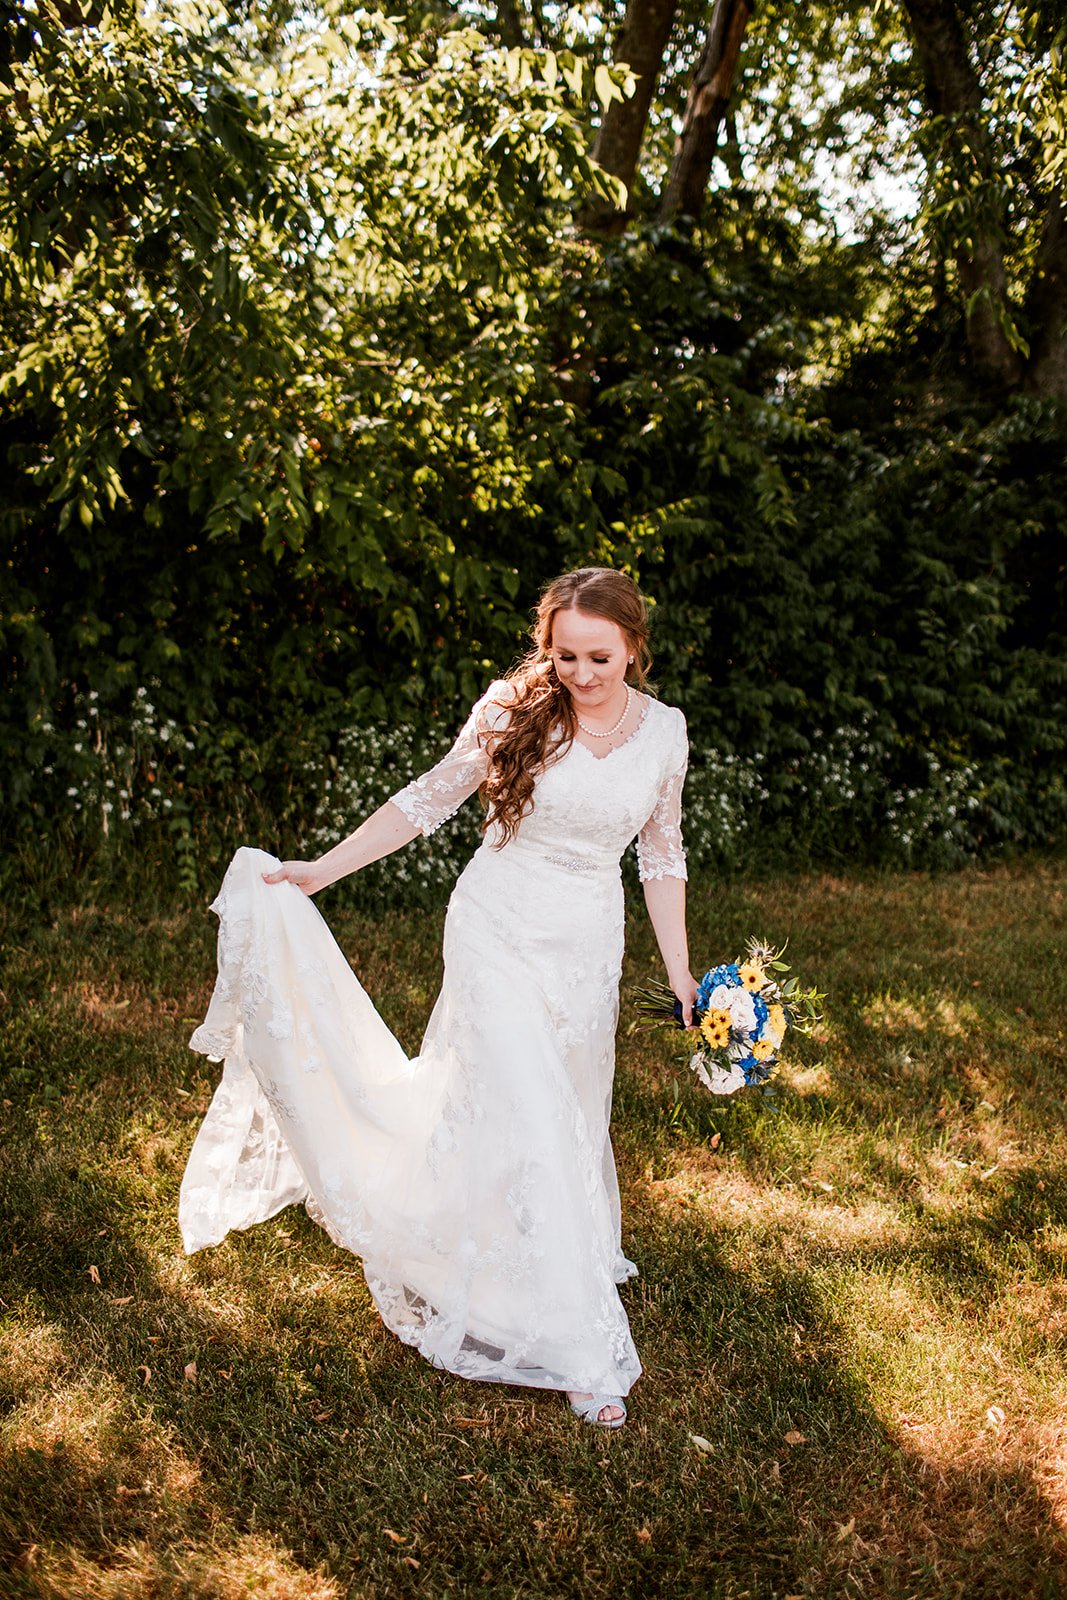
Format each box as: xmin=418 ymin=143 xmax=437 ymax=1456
xmin=179 ymin=685 xmax=688 ymax=1399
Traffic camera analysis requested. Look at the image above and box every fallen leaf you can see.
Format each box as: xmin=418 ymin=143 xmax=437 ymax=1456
xmin=985 ymin=1404 xmax=1006 ymax=1429
xmin=183 ymin=1362 xmax=197 ymax=1383
xmin=383 ymin=1530 xmax=406 ymax=1544
xmin=836 ymin=1517 xmax=856 ymax=1542
xmin=312 ymin=1410 xmax=334 ymax=1423
xmin=402 ymin=1557 xmax=420 ymax=1569
xmin=137 ymin=1365 xmax=151 ymax=1385
xmin=689 ymin=1434 xmax=713 ymax=1453
xmin=88 ymin=1265 xmax=101 ymax=1285
xmin=709 ymin=1132 xmax=721 ymax=1151
xmin=110 ymin=1296 xmax=133 ymax=1306
xmin=783 ymin=1431 xmax=807 ymax=1446
xmin=636 ymin=1526 xmax=652 ymax=1543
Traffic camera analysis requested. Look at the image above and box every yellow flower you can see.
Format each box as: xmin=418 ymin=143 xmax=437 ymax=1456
xmin=752 ymin=1037 xmax=775 ymax=1061
xmin=738 ymin=962 xmax=765 ymax=992
xmin=700 ymin=1009 xmax=732 ymax=1049
xmin=767 ymin=1005 xmax=787 ymax=1047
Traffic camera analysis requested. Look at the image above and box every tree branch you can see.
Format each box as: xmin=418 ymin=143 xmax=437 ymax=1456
xmin=659 ymin=0 xmax=752 ymax=223
xmin=580 ymin=0 xmax=680 ymax=236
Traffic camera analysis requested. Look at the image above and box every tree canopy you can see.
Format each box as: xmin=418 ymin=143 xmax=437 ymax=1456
xmin=2 ymin=0 xmax=1065 ymax=890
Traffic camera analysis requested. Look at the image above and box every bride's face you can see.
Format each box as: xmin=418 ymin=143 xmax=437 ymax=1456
xmin=548 ymin=607 xmax=631 ymax=711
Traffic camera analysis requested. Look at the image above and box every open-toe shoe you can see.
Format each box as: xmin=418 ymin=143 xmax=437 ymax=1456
xmin=568 ymin=1392 xmax=627 ymax=1430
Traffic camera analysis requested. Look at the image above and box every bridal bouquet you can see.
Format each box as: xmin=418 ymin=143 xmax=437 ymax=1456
xmin=634 ymin=939 xmax=824 ymax=1096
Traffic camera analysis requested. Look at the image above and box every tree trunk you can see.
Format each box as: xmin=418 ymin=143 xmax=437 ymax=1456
xmin=580 ymin=0 xmax=680 ymax=234
xmin=495 ymin=0 xmax=525 ymax=47
xmin=1023 ymin=189 xmax=1067 ymax=401
xmin=901 ymin=0 xmax=1023 ymax=388
xmin=659 ymin=0 xmax=752 ymax=222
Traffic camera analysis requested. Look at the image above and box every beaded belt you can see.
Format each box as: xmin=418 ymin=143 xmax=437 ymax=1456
xmin=544 ymin=853 xmax=600 ymax=875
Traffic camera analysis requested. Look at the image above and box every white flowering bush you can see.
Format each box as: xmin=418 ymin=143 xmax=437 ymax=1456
xmin=679 ymin=717 xmax=1010 ymax=875
xmin=40 ymin=685 xmax=195 ymax=830
xmin=300 ymin=721 xmax=485 ymax=907
xmin=24 ymin=690 xmax=1063 ymax=902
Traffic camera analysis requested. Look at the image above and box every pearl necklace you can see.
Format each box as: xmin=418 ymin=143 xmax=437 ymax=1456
xmin=575 ymin=684 xmax=632 ymax=740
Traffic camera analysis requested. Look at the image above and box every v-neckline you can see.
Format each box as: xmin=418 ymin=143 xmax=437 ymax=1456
xmin=571 ymin=695 xmax=651 ymax=762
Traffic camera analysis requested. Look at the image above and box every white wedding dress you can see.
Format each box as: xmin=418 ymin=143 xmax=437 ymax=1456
xmin=180 ymin=684 xmax=688 ymax=1399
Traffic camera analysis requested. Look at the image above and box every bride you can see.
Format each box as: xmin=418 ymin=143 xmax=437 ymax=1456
xmin=179 ymin=567 xmax=696 ymax=1430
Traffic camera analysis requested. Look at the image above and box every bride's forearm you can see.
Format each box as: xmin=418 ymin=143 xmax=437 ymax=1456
xmin=313 ymin=800 xmax=421 ymax=889
xmin=641 ymin=875 xmax=693 ymax=994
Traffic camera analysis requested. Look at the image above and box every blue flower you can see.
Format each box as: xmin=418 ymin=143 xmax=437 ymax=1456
xmin=739 ymin=1055 xmax=774 ymax=1086
xmin=751 ymin=994 xmax=769 ymax=1032
xmin=698 ymin=964 xmax=741 ymax=1008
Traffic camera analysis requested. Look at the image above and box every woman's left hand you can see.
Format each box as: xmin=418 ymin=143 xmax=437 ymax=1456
xmin=673 ymin=972 xmax=699 ymax=1029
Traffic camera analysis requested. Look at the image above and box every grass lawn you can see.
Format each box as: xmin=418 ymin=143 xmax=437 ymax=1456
xmin=1 ymin=858 xmax=1065 ymax=1599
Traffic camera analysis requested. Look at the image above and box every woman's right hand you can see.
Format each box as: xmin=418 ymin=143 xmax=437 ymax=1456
xmin=262 ymin=860 xmax=325 ymax=896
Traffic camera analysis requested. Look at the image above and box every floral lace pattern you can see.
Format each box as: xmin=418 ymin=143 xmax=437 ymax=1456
xmin=180 ymin=691 xmax=688 ymax=1398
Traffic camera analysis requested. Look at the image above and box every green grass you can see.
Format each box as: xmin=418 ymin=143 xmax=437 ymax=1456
xmin=1 ymin=859 xmax=1066 ymax=1599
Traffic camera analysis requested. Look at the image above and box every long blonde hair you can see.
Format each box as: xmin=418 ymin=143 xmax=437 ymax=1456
xmin=481 ymin=568 xmax=651 ymax=846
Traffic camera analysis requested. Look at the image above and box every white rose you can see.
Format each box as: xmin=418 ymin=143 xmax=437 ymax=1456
xmin=691 ymin=1053 xmax=747 ymax=1096
xmin=708 ymin=983 xmax=757 ymax=1035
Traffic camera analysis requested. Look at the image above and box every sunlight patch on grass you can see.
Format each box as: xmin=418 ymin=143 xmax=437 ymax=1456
xmin=0 ymin=1321 xmax=69 ymax=1396
xmin=23 ymin=1533 xmax=341 ymax=1600
xmin=779 ymin=1058 xmax=837 ymax=1097
xmin=643 ymin=1161 xmax=908 ymax=1256
xmin=837 ymin=1268 xmax=1067 ymax=1456
xmin=861 ymin=992 xmax=982 ymax=1038
xmin=2 ymin=1374 xmax=202 ymax=1505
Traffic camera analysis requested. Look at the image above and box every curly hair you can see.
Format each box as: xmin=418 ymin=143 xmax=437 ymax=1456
xmin=480 ymin=568 xmax=651 ymax=846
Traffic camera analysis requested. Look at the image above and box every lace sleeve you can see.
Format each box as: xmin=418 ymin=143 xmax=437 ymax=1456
xmin=636 ymin=709 xmax=689 ymax=882
xmin=389 ymin=681 xmax=512 ymax=838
